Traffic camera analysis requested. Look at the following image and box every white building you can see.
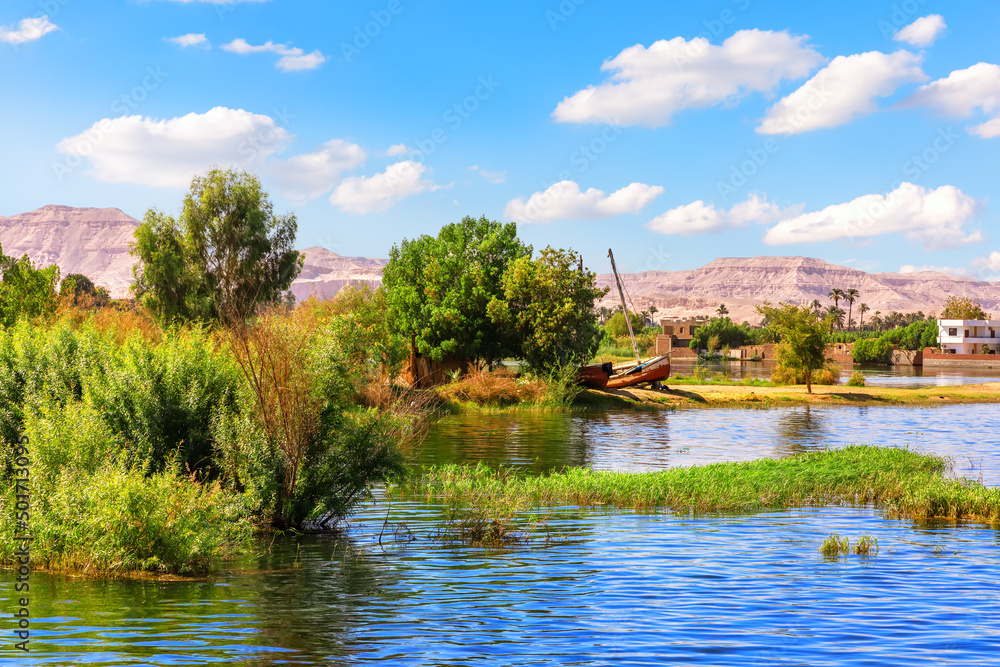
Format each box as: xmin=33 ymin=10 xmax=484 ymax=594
xmin=937 ymin=319 xmax=1000 ymax=354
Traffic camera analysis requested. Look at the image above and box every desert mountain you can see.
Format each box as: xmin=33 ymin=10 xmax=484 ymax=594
xmin=0 ymin=205 xmax=139 ymax=297
xmin=2 ymin=207 xmax=997 ymax=319
xmin=597 ymin=256 xmax=1000 ymax=323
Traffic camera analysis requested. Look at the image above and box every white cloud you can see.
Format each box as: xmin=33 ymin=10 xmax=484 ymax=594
xmin=221 ymin=38 xmax=327 ymax=71
xmin=763 ymin=182 xmax=984 ymax=250
xmin=757 ymin=51 xmax=925 ymax=135
xmin=468 ymin=165 xmax=506 ymax=184
xmin=899 ymin=264 xmax=972 ymax=278
xmin=330 ymin=160 xmax=441 ymax=214
xmin=0 ymin=16 xmax=58 ymax=44
xmin=268 ymin=139 xmax=366 ymax=202
xmin=894 ymin=15 xmax=946 ymax=48
xmin=972 ymin=251 xmax=1000 ymax=274
xmin=56 ymin=107 xmax=291 ymax=188
xmin=647 ymin=193 xmax=799 ymax=235
xmin=902 ymin=63 xmax=1000 ymax=138
xmin=504 ymin=181 xmax=664 ymax=223
xmin=386 ymin=143 xmax=411 ymax=156
xmin=553 ymin=30 xmax=823 ymax=127
xmin=167 ymin=33 xmax=210 ymax=48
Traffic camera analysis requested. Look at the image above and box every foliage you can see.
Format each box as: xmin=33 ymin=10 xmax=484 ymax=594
xmin=131 ymin=169 xmax=302 ymax=324
xmin=60 ymin=273 xmax=111 ymax=307
xmin=940 ymin=296 xmax=990 ymax=320
xmin=846 ymin=371 xmax=866 ymax=387
xmin=487 ymin=247 xmax=608 ymax=372
xmin=436 ymin=368 xmax=540 ymax=406
xmin=756 ymin=303 xmax=831 ymax=393
xmin=852 ymin=337 xmax=894 ymax=364
xmin=688 ymin=316 xmax=752 ymax=351
xmin=604 ymin=311 xmax=646 ymax=339
xmin=0 ymin=242 xmax=60 ymax=328
xmin=771 ymin=365 xmax=839 ymax=386
xmin=383 ymin=216 xmax=531 ymax=366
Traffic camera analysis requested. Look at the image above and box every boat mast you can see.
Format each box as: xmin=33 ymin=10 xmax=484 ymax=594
xmin=608 ymin=249 xmax=641 ymax=365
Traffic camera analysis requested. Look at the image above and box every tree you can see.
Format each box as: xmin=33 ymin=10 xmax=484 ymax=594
xmin=872 ymin=311 xmax=881 ymax=331
xmin=829 ymin=288 xmax=844 ymax=310
xmin=844 ymin=288 xmax=859 ymax=330
xmin=60 ymin=273 xmax=111 ymax=307
xmin=605 ymin=311 xmax=646 ymax=339
xmin=689 ymin=316 xmax=752 ymax=351
xmin=131 ymin=168 xmax=302 ymax=323
xmin=487 ymin=247 xmax=609 ymax=371
xmin=810 ymin=299 xmax=823 ymax=314
xmin=825 ymin=304 xmax=845 ymax=330
xmin=858 ymin=303 xmax=870 ymax=330
xmin=0 ymin=242 xmax=60 ymax=327
xmin=716 ymin=303 xmax=729 ymax=318
xmin=756 ymin=302 xmax=831 ymax=393
xmin=383 ymin=216 xmax=532 ymax=369
xmin=940 ymin=296 xmax=990 ymax=320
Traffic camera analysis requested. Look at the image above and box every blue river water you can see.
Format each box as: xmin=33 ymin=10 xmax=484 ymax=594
xmin=3 ymin=403 xmax=999 ymax=665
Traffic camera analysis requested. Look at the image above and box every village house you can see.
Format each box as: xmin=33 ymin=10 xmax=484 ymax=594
xmin=937 ymin=319 xmax=1000 ymax=355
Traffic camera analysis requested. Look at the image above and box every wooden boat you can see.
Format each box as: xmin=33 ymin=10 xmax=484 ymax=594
xmin=606 ymin=354 xmax=671 ymax=389
xmin=582 ymin=248 xmax=672 ymax=390
xmin=578 ymin=361 xmax=613 ymax=389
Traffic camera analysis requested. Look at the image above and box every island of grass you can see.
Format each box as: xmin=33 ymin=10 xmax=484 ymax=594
xmin=413 ymin=445 xmax=1000 ymax=532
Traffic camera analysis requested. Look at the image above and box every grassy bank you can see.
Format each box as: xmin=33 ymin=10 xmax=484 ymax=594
xmin=414 ymin=446 xmax=1000 ymax=526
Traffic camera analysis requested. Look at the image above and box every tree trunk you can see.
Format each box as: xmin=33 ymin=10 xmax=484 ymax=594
xmin=806 ymin=369 xmax=812 ymax=394
xmin=409 ymin=333 xmax=419 ymax=388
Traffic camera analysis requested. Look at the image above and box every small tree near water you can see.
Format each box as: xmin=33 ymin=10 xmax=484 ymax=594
xmin=756 ymin=302 xmax=830 ymax=394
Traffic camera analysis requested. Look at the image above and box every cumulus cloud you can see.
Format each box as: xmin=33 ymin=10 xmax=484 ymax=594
xmin=972 ymin=251 xmax=1000 ymax=275
xmin=757 ymin=51 xmax=926 ymax=135
xmin=647 ymin=193 xmax=800 ymax=235
xmin=221 ymin=38 xmax=327 ymax=71
xmin=167 ymin=33 xmax=210 ymax=48
xmin=0 ymin=16 xmax=58 ymax=44
xmin=504 ymin=181 xmax=664 ymax=223
xmin=552 ymin=30 xmax=823 ymax=127
xmin=763 ymin=182 xmax=984 ymax=250
xmin=468 ymin=165 xmax=506 ymax=184
xmin=329 ymin=160 xmax=441 ymax=214
xmin=894 ymin=15 xmax=946 ymax=47
xmin=268 ymin=139 xmax=366 ymax=202
xmin=901 ymin=63 xmax=1000 ymax=138
xmin=56 ymin=107 xmax=292 ymax=188
xmin=385 ymin=143 xmax=411 ymax=156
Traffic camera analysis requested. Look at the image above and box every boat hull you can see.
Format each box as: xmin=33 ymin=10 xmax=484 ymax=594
xmin=578 ymin=362 xmax=613 ymax=389
xmin=605 ymin=355 xmax=671 ymax=389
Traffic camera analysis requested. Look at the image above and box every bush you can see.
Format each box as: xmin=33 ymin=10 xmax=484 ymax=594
xmin=771 ymin=365 xmax=840 ymax=385
xmin=847 ymin=371 xmax=865 ymax=387
xmin=852 ymin=337 xmax=894 ymax=364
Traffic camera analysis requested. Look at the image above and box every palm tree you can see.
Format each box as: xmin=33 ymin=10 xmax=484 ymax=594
xmin=829 ymin=288 xmax=844 ymax=310
xmin=872 ymin=310 xmax=881 ymax=331
xmin=810 ymin=299 xmax=823 ymax=314
xmin=648 ymin=305 xmax=658 ymax=325
xmin=844 ymin=288 xmax=859 ymax=330
xmin=825 ymin=305 xmax=845 ymax=330
xmin=716 ymin=303 xmax=729 ymax=319
xmin=858 ymin=303 xmax=870 ymax=330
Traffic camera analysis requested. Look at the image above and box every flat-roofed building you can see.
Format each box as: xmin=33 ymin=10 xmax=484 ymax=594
xmin=937 ymin=319 xmax=1000 ymax=355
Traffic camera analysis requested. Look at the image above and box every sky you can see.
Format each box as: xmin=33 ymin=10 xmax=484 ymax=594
xmin=2 ymin=0 xmax=999 ymax=278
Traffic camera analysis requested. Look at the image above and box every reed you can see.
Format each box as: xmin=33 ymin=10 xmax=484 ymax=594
xmin=414 ymin=446 xmax=1000 ymax=526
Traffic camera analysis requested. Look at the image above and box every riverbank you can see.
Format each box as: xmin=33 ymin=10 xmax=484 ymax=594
xmin=415 ymin=445 xmax=1000 ymax=527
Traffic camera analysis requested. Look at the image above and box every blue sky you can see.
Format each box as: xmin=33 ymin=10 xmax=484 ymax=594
xmin=2 ymin=0 xmax=999 ymax=277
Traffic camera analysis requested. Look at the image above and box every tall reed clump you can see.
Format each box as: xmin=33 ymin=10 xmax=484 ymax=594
xmin=415 ymin=446 xmax=1000 ymax=526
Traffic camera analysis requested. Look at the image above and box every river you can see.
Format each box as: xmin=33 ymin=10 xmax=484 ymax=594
xmin=4 ymin=403 xmax=1000 ymax=664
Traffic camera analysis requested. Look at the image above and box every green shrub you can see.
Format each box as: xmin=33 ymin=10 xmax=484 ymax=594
xmin=846 ymin=371 xmax=866 ymax=387
xmin=771 ymin=365 xmax=840 ymax=385
xmin=852 ymin=337 xmax=894 ymax=363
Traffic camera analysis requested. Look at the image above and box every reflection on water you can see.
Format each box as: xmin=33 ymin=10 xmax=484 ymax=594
xmin=4 ymin=504 xmax=1000 ymax=665
xmin=671 ymin=359 xmax=1000 ymax=389
xmin=418 ymin=403 xmax=1000 ymax=485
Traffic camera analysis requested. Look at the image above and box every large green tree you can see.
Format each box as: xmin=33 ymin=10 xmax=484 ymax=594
xmin=756 ymin=302 xmax=831 ymax=393
xmin=487 ymin=246 xmax=608 ymax=371
xmin=940 ymin=296 xmax=990 ymax=320
xmin=383 ymin=216 xmax=531 ymax=366
xmin=131 ymin=169 xmax=302 ymax=323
